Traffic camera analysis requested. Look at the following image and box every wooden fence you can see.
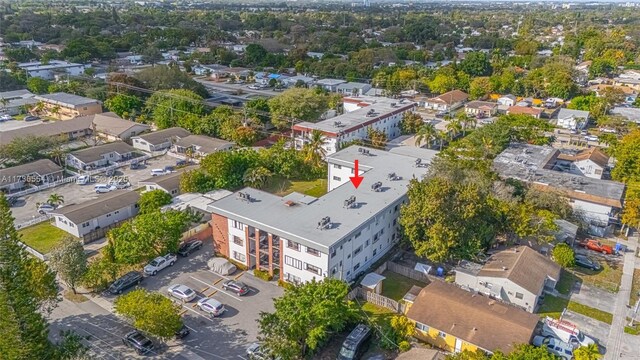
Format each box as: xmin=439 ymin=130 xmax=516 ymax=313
xmin=386 ymin=261 xmax=431 ymax=283
xmin=349 ymin=286 xmax=406 ymax=314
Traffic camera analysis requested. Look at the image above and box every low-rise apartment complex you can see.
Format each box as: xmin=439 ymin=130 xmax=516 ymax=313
xmin=132 ymin=127 xmax=191 ymax=152
xmin=34 ymin=92 xmax=102 ymax=119
xmin=208 ymin=146 xmax=437 ymax=284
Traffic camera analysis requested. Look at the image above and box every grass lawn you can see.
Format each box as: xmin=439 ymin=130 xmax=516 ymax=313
xmin=538 ymin=295 xmax=613 ymax=324
xmin=624 ymin=318 xmax=640 ymax=335
xmin=556 ymin=270 xmax=580 ymax=295
xmin=572 ymin=260 xmax=622 ymax=293
xmin=360 ymin=302 xmax=396 ymax=328
xmin=630 ymin=269 xmax=640 ymax=307
xmin=380 ymin=270 xmax=427 ymax=301
xmin=263 ymin=176 xmax=327 ymax=198
xmin=18 ymin=222 xmax=73 ymax=254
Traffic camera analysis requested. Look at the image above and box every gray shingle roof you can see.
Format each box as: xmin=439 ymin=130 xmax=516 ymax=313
xmin=0 ymin=159 xmax=62 ymax=185
xmin=174 ymin=135 xmax=234 ymax=154
xmin=135 ymin=127 xmax=191 ymax=146
xmin=51 ymin=190 xmax=140 ymax=224
xmin=34 ymin=93 xmax=101 ymax=108
xmin=0 ymin=116 xmax=93 ymax=145
xmin=69 ymin=142 xmax=136 ymax=163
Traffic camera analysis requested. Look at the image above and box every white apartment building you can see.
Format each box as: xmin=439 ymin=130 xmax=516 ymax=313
xmin=292 ymin=97 xmax=416 ymax=155
xmin=208 ymin=146 xmax=437 ymax=284
xmin=50 ymin=191 xmax=140 ymax=239
xmin=556 ymin=108 xmax=590 ymax=130
xmin=18 ymin=60 xmax=87 ymax=80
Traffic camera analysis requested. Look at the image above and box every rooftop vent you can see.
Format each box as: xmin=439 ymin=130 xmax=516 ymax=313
xmin=343 ymin=195 xmax=356 ymax=209
xmin=317 ymin=216 xmax=331 ymax=230
xmin=333 ymin=121 xmax=344 ymax=128
xmin=390 ymin=102 xmax=397 ymax=107
xmin=284 ymin=200 xmax=296 ymax=207
xmin=414 ymin=158 xmax=428 ymax=168
xmin=387 ymin=172 xmax=401 ymax=181
xmin=358 ymin=147 xmax=371 ymax=156
xmin=237 ymin=192 xmax=252 ymax=202
xmin=365 ymin=109 xmax=378 ymax=117
xmin=371 ymin=181 xmax=383 ymax=192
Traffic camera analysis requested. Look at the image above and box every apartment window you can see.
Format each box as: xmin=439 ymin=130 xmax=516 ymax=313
xmin=287 ymin=240 xmax=300 ymax=251
xmin=306 ymin=263 xmax=321 ymax=275
xmin=438 ymin=331 xmax=447 ymax=338
xmin=394 ymin=204 xmax=399 ymax=212
xmin=285 ymin=273 xmax=301 ymax=285
xmin=82 ymin=222 xmax=89 ymax=228
xmin=373 ymin=233 xmax=379 ymax=243
xmin=373 ymin=249 xmax=377 ymax=257
xmin=365 ymin=240 xmax=370 ymax=247
xmin=353 ymin=245 xmax=362 ymax=256
xmin=231 ymin=220 xmax=244 ymax=230
xmin=595 ymin=169 xmax=603 ymax=175
xmin=69 ymin=223 xmax=74 ymax=228
xmin=333 ymin=176 xmax=341 ymax=181
xmin=334 ymin=164 xmax=342 ymax=169
xmin=332 ymin=267 xmax=337 ymax=275
xmin=106 ymin=213 xmax=111 ymax=218
xmin=307 ymin=247 xmax=321 ymax=256
xmin=515 ymin=292 xmax=524 ymax=300
xmin=416 ymin=322 xmax=429 ymax=332
xmin=355 ymin=231 xmax=361 ymax=238
xmin=233 ymin=251 xmax=246 ymax=262
xmin=354 ymin=263 xmax=360 ymax=271
xmin=115 ymin=210 xmax=119 ymax=215
xmin=284 ymin=256 xmax=302 ymax=270
xmin=330 ymin=249 xmax=336 ymax=258
xmin=233 ymin=236 xmax=243 ymax=246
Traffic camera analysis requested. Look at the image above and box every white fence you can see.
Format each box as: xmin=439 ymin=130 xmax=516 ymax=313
xmin=15 ymin=214 xmax=51 ymax=230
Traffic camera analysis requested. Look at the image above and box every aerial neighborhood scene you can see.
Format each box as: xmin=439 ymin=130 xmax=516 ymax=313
xmin=3 ymin=0 xmax=640 ymax=359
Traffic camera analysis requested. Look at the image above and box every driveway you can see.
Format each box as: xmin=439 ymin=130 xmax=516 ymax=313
xmin=0 ymin=118 xmax=43 ymax=131
xmin=561 ymin=310 xmax=611 ymax=348
xmin=569 ymin=282 xmax=617 ymax=314
xmin=10 ymin=154 xmax=179 ymax=225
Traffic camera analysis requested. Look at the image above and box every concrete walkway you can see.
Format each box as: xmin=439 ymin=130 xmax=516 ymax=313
xmin=605 ymin=236 xmax=638 ymax=359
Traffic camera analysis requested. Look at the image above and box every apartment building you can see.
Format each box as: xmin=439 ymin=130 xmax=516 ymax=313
xmin=208 ymin=146 xmax=437 ymax=284
xmin=493 ymin=143 xmax=625 ymax=236
xmin=293 ymin=97 xmax=416 ymax=155
xmin=17 ymin=60 xmax=86 ymax=80
xmin=34 ymin=93 xmax=102 ymax=120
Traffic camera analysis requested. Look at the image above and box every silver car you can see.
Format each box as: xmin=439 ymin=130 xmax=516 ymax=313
xmin=197 ymin=298 xmax=226 ymax=317
xmin=167 ymin=284 xmax=196 ymax=302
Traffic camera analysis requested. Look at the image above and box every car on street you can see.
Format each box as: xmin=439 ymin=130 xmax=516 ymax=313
xmin=105 ymin=168 xmax=115 ymax=176
xmin=7 ymin=196 xmax=19 ymax=207
xmin=574 ymin=254 xmax=601 ymax=271
xmin=167 ymin=284 xmax=197 ymax=302
xmin=24 ymin=115 xmax=40 ymax=121
xmin=108 ymin=179 xmax=131 ymax=189
xmin=0 ymin=114 xmax=12 ymax=121
xmin=222 ymin=279 xmax=249 ymax=296
xmin=197 ymin=297 xmax=226 ymax=317
xmin=108 ymin=271 xmax=143 ymax=295
xmin=150 ymin=168 xmax=167 ymax=176
xmin=177 ymin=239 xmax=203 ymax=257
xmin=130 ymin=161 xmax=142 ymax=170
xmin=248 ymin=85 xmax=262 ymax=90
xmin=76 ymin=175 xmax=91 ymax=185
xmin=164 ymin=165 xmax=175 ymax=173
xmin=532 ymin=335 xmax=574 ymax=360
xmin=122 ymin=331 xmax=154 ymax=355
xmin=94 ymin=184 xmax=116 ymax=193
xmin=579 ymin=239 xmax=614 ymax=255
xmin=143 ymin=253 xmax=177 ymax=276
xmin=246 ymin=343 xmax=280 ymax=360
xmin=37 ymin=203 xmax=56 ymax=214
xmin=584 ymin=135 xmax=599 ymax=142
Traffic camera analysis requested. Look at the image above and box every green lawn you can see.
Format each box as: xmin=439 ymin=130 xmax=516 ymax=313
xmin=18 ymin=222 xmax=73 ymax=254
xmin=557 ymin=259 xmax=622 ymax=294
xmin=556 ymin=270 xmax=579 ymax=295
xmin=538 ymin=295 xmax=613 ymax=324
xmin=380 ymin=270 xmax=427 ymax=301
xmin=360 ymin=302 xmax=396 ymax=328
xmin=263 ymin=176 xmax=327 ymax=198
xmin=630 ymin=269 xmax=640 ymax=307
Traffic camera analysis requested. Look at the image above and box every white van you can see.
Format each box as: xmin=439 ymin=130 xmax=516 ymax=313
xmin=76 ymin=175 xmax=91 ymax=185
xmin=150 ymin=169 xmax=166 ymax=176
xmin=542 ymin=317 xmax=596 ymax=347
xmin=94 ymin=184 xmax=116 ymax=194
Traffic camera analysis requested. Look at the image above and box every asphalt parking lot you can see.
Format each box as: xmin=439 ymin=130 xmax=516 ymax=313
xmin=0 ymin=118 xmax=43 ymax=131
xmin=97 ymin=247 xmax=283 ymax=359
xmin=10 ymin=154 xmax=179 ymax=225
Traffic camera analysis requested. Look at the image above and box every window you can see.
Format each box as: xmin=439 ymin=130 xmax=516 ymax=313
xmin=307 ymin=247 xmax=321 ymax=256
xmin=231 ymin=220 xmax=244 ymax=230
xmin=106 ymin=213 xmax=111 ymax=218
xmin=333 ymin=164 xmax=342 ymax=169
xmin=394 ymin=205 xmax=399 ymax=212
xmin=306 ymin=263 xmax=321 ymax=275
xmin=373 ymin=249 xmax=377 ymax=257
xmin=373 ymin=233 xmax=379 ymax=243
xmin=438 ymin=331 xmax=447 ymax=338
xmin=284 ymin=256 xmax=302 ymax=269
xmin=333 ymin=176 xmax=341 ymax=181
xmin=287 ymin=240 xmax=300 ymax=251
xmin=82 ymin=222 xmax=89 ymax=228
xmin=355 ymin=231 xmax=361 ymax=238
xmin=354 ymin=263 xmax=360 ymax=270
xmin=69 ymin=223 xmax=74 ymax=227
xmin=595 ymin=169 xmax=602 ymax=175
xmin=233 ymin=236 xmax=243 ymax=246
xmin=331 ymin=249 xmax=336 ymax=258
xmin=416 ymin=322 xmax=429 ymax=332
xmin=353 ymin=245 xmax=362 ymax=256
xmin=365 ymin=240 xmax=370 ymax=247
xmin=233 ymin=251 xmax=246 ymax=262
xmin=515 ymin=292 xmax=524 ymax=300
xmin=285 ymin=273 xmax=301 ymax=284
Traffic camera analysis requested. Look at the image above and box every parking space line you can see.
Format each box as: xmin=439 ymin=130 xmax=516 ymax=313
xmin=234 ymin=271 xmax=245 ymax=280
xmin=179 ymin=303 xmax=215 ymax=322
xmin=183 ymin=324 xmax=198 ymax=333
xmin=190 ymin=275 xmax=243 ymax=302
xmin=179 ymin=309 xmax=188 ymax=316
xmin=205 ymin=290 xmax=218 ymax=297
xmin=213 ymin=278 xmax=224 ymax=285
xmin=200 ymin=286 xmax=210 ymax=293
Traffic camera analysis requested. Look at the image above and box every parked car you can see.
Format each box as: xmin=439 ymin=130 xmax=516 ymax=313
xmin=175 ymin=325 xmax=190 ymax=340
xmin=94 ymin=184 xmax=116 ymax=193
xmin=37 ymin=203 xmax=56 ymax=214
xmin=222 ymin=280 xmax=249 ymax=296
xmin=24 ymin=115 xmax=40 ymax=122
xmin=108 ymin=271 xmax=143 ymax=295
xmin=76 ymin=175 xmax=91 ymax=185
xmin=246 ymin=343 xmax=280 ymax=360
xmin=584 ymin=135 xmax=599 ymax=142
xmin=105 ymin=168 xmax=115 ymax=176
xmin=109 ymin=179 xmax=131 ymax=189
xmin=574 ymin=254 xmax=601 ymax=271
xmin=7 ymin=196 xmax=19 ymax=207
xmin=338 ymin=324 xmax=372 ymax=360
xmin=541 ymin=317 xmax=596 ymax=347
xmin=150 ymin=168 xmax=166 ymax=176
xmin=164 ymin=165 xmax=175 ymax=173
xmin=122 ymin=331 xmax=154 ymax=355
xmin=196 ymin=297 xmax=226 ymax=317
xmin=579 ymin=239 xmax=614 ymax=255
xmin=167 ymin=284 xmax=197 ymax=302
xmin=143 ymin=254 xmax=177 ymax=276
xmin=178 ymin=239 xmax=203 ymax=257
xmin=130 ymin=162 xmax=142 ymax=170
xmin=532 ymin=335 xmax=574 ymax=360
xmin=0 ymin=114 xmax=13 ymax=121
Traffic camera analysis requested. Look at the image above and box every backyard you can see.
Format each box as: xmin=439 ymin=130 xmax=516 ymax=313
xmin=263 ymin=176 xmax=327 ymax=198
xmin=380 ymin=270 xmax=427 ymax=301
xmin=556 ymin=258 xmax=622 ymax=294
xmin=631 ymin=269 xmax=640 ymax=307
xmin=538 ymin=295 xmax=613 ymax=325
xmin=18 ymin=221 xmax=72 ymax=254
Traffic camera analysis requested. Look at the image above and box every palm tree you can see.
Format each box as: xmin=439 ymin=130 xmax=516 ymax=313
xmin=243 ymin=167 xmax=272 ymax=189
xmin=446 ymin=119 xmax=462 ymax=142
xmin=415 ymin=123 xmax=436 ymax=148
xmin=33 ymin=101 xmax=45 ymax=115
xmin=573 ymin=343 xmax=601 ymax=360
xmin=47 ymin=193 xmax=64 ymax=207
xmin=303 ymin=130 xmax=327 ymax=167
xmin=436 ymin=130 xmax=446 ymax=151
xmin=48 ymin=146 xmax=68 ymax=166
xmin=51 ymin=105 xmax=61 ymax=120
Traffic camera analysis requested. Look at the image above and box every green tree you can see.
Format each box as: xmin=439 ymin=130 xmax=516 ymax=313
xmin=104 ymin=94 xmax=144 ymax=119
xmin=48 ymin=237 xmax=88 ymax=294
xmin=367 ymin=128 xmax=387 ymax=149
xmin=145 ymin=89 xmax=206 ymax=130
xmin=380 ymin=315 xmax=415 ymax=351
xmin=460 ymin=52 xmax=492 ymax=77
xmin=47 ymin=193 xmax=64 ymax=207
xmin=138 ymin=189 xmax=173 ymax=214
xmin=268 ymin=88 xmax=332 ymax=129
xmin=552 ymin=243 xmax=576 ymax=267
xmin=114 ymin=289 xmax=183 ymax=340
xmin=0 ymin=134 xmax=58 ymax=165
xmin=574 ymin=343 xmax=602 ymax=360
xmin=302 ymin=130 xmax=327 ymax=168
xmin=136 ymin=65 xmax=209 ymax=98
xmin=400 ymin=111 xmax=424 ymax=134
xmin=611 ymin=130 xmax=640 ymax=183
xmin=243 ymin=167 xmax=273 ymax=188
xmin=469 ymin=77 xmax=493 ymax=100
xmin=258 ymin=279 xmax=360 ymax=359
xmin=415 ymin=123 xmax=437 ymax=148
xmin=26 ymin=77 xmax=51 ymax=94
xmin=245 ymin=44 xmax=269 ymax=66
xmin=429 ymin=73 xmax=457 ymax=94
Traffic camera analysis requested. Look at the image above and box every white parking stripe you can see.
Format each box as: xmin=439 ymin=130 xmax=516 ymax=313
xmin=189 ymin=275 xmax=243 ymax=302
xmin=183 ymin=324 xmax=198 ymax=333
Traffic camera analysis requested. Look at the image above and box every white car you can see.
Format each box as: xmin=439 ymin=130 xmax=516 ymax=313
xmin=109 ymin=179 xmax=131 ymax=189
xmin=533 ymin=336 xmax=573 ymax=360
xmin=94 ymin=184 xmax=116 ymax=193
xmin=197 ymin=298 xmax=226 ymax=317
xmin=167 ymin=284 xmax=196 ymax=302
xmin=76 ymin=175 xmax=91 ymax=185
xmin=0 ymin=114 xmax=12 ymax=121
xmin=584 ymin=135 xmax=599 ymax=142
xmin=143 ymin=254 xmax=177 ymax=276
xmin=150 ymin=169 xmax=167 ymax=176
xmin=37 ymin=203 xmax=56 ymax=214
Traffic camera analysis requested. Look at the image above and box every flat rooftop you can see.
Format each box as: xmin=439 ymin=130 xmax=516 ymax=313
xmin=35 ymin=92 xmax=100 ymax=107
xmin=208 ymin=146 xmax=434 ymax=251
xmin=294 ymin=97 xmax=416 ymax=136
xmin=493 ymin=143 xmax=625 ymax=208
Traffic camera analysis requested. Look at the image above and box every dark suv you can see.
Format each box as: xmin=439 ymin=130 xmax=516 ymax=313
xmin=222 ymin=280 xmax=250 ymax=296
xmin=122 ymin=330 xmax=154 ymax=355
xmin=338 ymin=324 xmax=372 ymax=360
xmin=178 ymin=239 xmax=203 ymax=257
xmin=108 ymin=271 xmax=143 ymax=295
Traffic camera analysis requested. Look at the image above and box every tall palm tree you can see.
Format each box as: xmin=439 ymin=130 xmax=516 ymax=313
xmin=243 ymin=167 xmax=272 ymax=189
xmin=415 ymin=123 xmax=436 ymax=149
xmin=303 ymin=130 xmax=327 ymax=167
xmin=47 ymin=193 xmax=64 ymax=207
xmin=51 ymin=105 xmax=61 ymax=120
xmin=446 ymin=119 xmax=462 ymax=142
xmin=33 ymin=101 xmax=45 ymax=115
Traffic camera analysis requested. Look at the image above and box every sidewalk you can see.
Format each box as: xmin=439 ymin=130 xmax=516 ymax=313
xmin=605 ymin=236 xmax=638 ymax=359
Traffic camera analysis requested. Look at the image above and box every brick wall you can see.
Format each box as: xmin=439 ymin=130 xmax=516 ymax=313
xmin=210 ymin=214 xmax=229 ymax=257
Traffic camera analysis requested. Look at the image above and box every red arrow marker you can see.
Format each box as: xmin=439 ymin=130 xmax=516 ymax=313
xmin=349 ymin=159 xmax=364 ymax=189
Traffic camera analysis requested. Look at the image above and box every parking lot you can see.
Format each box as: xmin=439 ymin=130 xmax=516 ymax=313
xmin=10 ymin=154 xmax=179 ymax=225
xmin=94 ymin=247 xmax=284 ymax=359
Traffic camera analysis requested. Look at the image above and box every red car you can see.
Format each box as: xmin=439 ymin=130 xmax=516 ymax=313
xmin=579 ymin=239 xmax=614 ymax=255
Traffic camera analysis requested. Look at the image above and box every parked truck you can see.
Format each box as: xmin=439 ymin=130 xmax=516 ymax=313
xmin=143 ymin=254 xmax=177 ymax=276
xmin=541 ymin=317 xmax=596 ymax=348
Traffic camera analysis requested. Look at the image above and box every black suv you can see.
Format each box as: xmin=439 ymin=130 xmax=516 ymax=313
xmin=108 ymin=271 xmax=143 ymax=295
xmin=122 ymin=330 xmax=154 ymax=355
xmin=338 ymin=324 xmax=372 ymax=360
xmin=178 ymin=239 xmax=203 ymax=257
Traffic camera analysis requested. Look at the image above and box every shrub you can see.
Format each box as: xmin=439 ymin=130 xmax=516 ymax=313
xmin=277 ymin=279 xmax=295 ymax=290
xmin=398 ymin=341 xmax=411 ymax=352
xmin=553 ymin=243 xmax=576 ymax=267
xmin=254 ymin=269 xmax=272 ymax=281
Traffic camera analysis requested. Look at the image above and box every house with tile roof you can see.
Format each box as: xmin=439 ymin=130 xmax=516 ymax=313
xmin=423 ymin=90 xmax=469 ymax=112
